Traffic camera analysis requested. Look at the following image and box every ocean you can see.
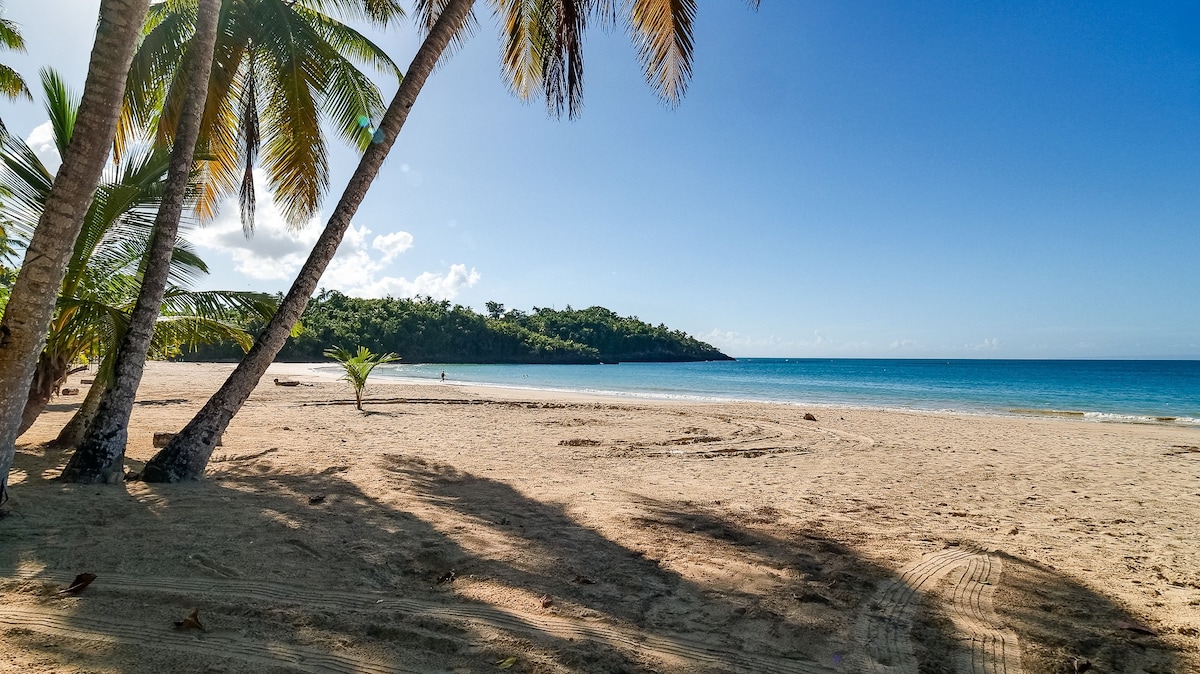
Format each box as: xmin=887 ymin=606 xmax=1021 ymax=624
xmin=356 ymin=359 xmax=1200 ymax=427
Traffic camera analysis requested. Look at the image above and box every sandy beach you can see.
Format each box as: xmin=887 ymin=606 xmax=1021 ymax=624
xmin=2 ymin=361 xmax=1198 ymax=673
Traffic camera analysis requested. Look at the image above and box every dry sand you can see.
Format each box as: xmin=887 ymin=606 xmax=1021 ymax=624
xmin=2 ymin=361 xmax=1198 ymax=673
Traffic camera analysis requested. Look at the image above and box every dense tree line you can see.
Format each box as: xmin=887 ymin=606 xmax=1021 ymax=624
xmin=181 ymin=291 xmax=732 ymax=364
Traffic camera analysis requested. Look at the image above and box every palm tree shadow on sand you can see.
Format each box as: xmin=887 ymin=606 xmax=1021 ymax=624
xmin=0 ymin=445 xmax=1185 ymax=673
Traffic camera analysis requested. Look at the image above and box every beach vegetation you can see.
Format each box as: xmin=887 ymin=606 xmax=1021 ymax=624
xmin=0 ymin=0 xmax=151 ymax=500
xmin=72 ymin=0 xmax=403 ymax=484
xmin=0 ymin=69 xmax=275 ymax=444
xmin=177 ymin=290 xmax=729 ymax=364
xmin=324 ymin=344 xmax=399 ymax=410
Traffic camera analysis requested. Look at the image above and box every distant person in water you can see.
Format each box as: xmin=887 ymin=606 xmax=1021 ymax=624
xmin=441 ymin=370 xmax=446 ymax=382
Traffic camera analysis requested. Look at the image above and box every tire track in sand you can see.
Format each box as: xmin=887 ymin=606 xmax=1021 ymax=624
xmin=947 ymin=554 xmax=1022 ymax=674
xmin=850 ymin=544 xmax=1021 ymax=674
xmin=5 ymin=570 xmax=837 ymax=674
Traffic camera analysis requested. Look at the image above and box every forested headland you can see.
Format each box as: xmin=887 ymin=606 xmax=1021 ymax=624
xmin=180 ymin=291 xmax=733 ymax=364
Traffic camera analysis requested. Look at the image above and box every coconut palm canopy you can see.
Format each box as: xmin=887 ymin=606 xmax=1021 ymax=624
xmin=119 ymin=0 xmax=406 ymax=232
xmin=477 ymin=0 xmax=760 ymax=117
xmin=0 ymin=69 xmax=278 ymax=434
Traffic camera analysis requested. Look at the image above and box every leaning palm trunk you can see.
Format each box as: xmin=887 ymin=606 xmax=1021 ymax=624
xmin=0 ymin=0 xmax=150 ymax=499
xmin=62 ymin=0 xmax=221 ymax=484
xmin=55 ymin=358 xmax=111 ymax=447
xmin=141 ymin=0 xmax=477 ymax=483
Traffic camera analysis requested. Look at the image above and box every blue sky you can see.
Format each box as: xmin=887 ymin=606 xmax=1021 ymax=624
xmin=3 ymin=1 xmax=1198 ymax=358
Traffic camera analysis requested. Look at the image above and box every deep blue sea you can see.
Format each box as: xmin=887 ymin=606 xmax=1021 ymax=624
xmin=359 ymin=359 xmax=1200 ymax=427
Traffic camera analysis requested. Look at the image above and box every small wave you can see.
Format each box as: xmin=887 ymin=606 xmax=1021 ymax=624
xmin=1010 ymin=409 xmax=1200 ymax=426
xmin=1081 ymin=411 xmax=1200 ymax=426
xmin=1010 ymin=408 xmax=1086 ymax=418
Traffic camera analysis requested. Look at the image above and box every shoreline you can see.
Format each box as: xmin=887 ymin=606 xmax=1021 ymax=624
xmin=282 ymin=360 xmax=1200 ymax=429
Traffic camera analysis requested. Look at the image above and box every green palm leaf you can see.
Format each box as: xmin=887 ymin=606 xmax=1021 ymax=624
xmin=0 ymin=69 xmax=280 ymax=404
xmin=0 ymin=0 xmax=30 ymax=102
xmin=120 ymin=0 xmax=403 ymax=231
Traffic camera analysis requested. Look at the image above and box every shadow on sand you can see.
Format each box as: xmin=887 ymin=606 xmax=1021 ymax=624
xmin=0 ymin=445 xmax=1185 ymax=673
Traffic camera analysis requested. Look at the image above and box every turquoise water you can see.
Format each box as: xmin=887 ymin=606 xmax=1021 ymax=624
xmin=360 ymin=359 xmax=1200 ymax=426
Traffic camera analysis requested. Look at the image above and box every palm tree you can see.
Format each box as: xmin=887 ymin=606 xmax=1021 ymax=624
xmin=67 ymin=0 xmax=221 ymax=484
xmin=72 ymin=0 xmax=406 ymax=484
xmin=118 ymin=0 xmax=405 ymax=229
xmin=0 ymin=0 xmax=151 ymax=501
xmin=0 ymin=70 xmax=276 ymax=444
xmin=0 ymin=0 xmax=31 ymax=106
xmin=325 ymin=345 xmax=399 ymax=410
xmin=141 ymin=0 xmax=754 ymax=482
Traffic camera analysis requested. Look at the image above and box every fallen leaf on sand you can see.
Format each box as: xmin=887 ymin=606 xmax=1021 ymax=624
xmin=496 ymin=656 xmax=517 ymax=669
xmin=1116 ymin=620 xmax=1156 ymax=635
xmin=174 ymin=608 xmax=204 ymax=631
xmin=57 ymin=573 xmax=97 ymax=595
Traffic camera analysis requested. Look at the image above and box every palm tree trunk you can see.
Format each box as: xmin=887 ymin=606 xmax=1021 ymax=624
xmin=15 ymin=352 xmax=69 ymax=438
xmin=0 ymin=0 xmax=150 ymax=500
xmin=60 ymin=0 xmax=221 ymax=485
xmin=55 ymin=363 xmax=108 ymax=447
xmin=140 ymin=0 xmax=477 ymax=483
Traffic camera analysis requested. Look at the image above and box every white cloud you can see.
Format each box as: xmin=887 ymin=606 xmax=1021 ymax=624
xmin=347 ymin=263 xmax=481 ymax=299
xmin=191 ymin=172 xmax=478 ymax=300
xmin=25 ymin=122 xmax=60 ymax=170
xmin=372 ymin=231 xmax=414 ymax=261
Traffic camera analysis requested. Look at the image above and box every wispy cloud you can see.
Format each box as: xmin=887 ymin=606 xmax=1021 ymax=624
xmin=704 ymin=329 xmax=876 ymax=357
xmin=964 ymin=337 xmax=1002 ymax=351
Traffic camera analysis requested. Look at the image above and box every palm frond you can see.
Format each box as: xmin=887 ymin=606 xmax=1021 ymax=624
xmin=294 ymin=7 xmax=399 ymax=150
xmin=0 ymin=5 xmax=29 ymax=102
xmin=0 ymin=14 xmax=26 ymax=52
xmin=156 ymin=287 xmax=278 ymax=353
xmin=152 ymin=314 xmax=256 ymax=353
xmin=0 ymin=63 xmax=29 ymax=102
xmin=117 ymin=1 xmax=193 ymax=157
xmin=254 ymin=0 xmax=329 ymax=227
xmin=491 ymin=0 xmax=546 ymax=102
xmin=628 ymin=0 xmax=696 ymax=105
xmin=0 ymin=127 xmax=53 ymax=241
xmin=41 ymin=69 xmax=78 ymax=157
xmin=296 ymin=0 xmax=406 ymax=27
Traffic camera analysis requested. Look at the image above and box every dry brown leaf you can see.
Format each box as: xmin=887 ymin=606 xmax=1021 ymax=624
xmin=174 ymin=608 xmax=204 ymax=631
xmin=57 ymin=573 xmax=97 ymax=595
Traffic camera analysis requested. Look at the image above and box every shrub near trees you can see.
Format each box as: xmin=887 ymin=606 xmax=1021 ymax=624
xmin=181 ymin=290 xmax=731 ymax=365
